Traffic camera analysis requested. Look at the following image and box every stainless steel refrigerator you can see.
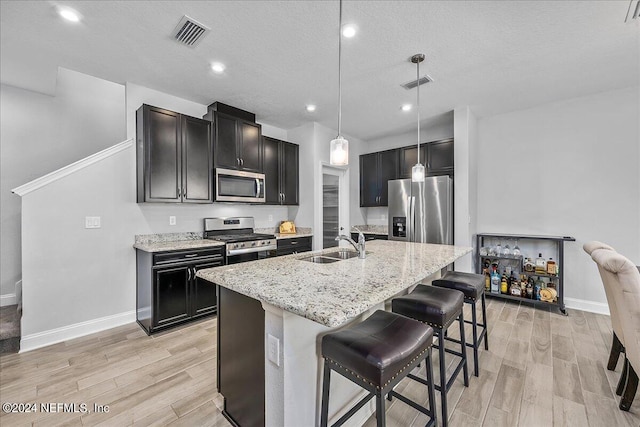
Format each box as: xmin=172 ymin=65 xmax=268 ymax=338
xmin=388 ymin=176 xmax=453 ymax=244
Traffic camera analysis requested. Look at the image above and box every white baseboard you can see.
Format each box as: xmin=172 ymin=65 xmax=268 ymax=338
xmin=20 ymin=310 xmax=136 ymax=352
xmin=564 ymin=297 xmax=610 ymax=316
xmin=0 ymin=293 xmax=17 ymax=307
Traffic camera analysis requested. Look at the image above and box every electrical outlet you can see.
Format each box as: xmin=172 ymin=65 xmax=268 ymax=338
xmin=268 ymin=214 xmax=273 ymax=222
xmin=382 ymin=214 xmax=386 ymax=220
xmin=85 ymin=216 xmax=101 ymax=229
xmin=267 ymin=334 xmax=280 ymax=366
xmin=169 ymin=216 xmax=176 ymax=226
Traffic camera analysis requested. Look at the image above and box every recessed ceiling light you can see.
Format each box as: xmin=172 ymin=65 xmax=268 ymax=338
xmin=210 ymin=62 xmax=226 ymax=74
xmin=306 ymin=104 xmax=317 ymax=112
xmin=342 ymin=25 xmax=357 ymax=38
xmin=58 ymin=6 xmax=81 ymax=23
xmin=401 ymin=104 xmax=412 ymax=112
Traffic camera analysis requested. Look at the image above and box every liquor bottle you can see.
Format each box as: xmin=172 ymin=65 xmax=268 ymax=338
xmin=500 ymin=271 xmax=508 ymax=294
xmin=483 ymin=260 xmax=491 ymax=291
xmin=520 ymin=275 xmax=527 ymax=297
xmin=535 ymin=253 xmax=547 ymax=274
xmin=510 ymin=278 xmax=521 ymax=297
xmin=524 ymin=258 xmax=535 ymax=273
xmin=534 ymin=277 xmax=545 ymax=300
xmin=526 ymin=277 xmax=534 ymax=299
xmin=490 ymin=267 xmax=500 ymax=294
xmin=546 ymin=258 xmax=557 ymax=275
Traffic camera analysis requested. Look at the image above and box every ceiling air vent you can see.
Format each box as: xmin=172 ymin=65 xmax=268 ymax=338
xmin=625 ymin=0 xmax=640 ymax=22
xmin=401 ymin=75 xmax=434 ymax=90
xmin=172 ymin=15 xmax=210 ymax=47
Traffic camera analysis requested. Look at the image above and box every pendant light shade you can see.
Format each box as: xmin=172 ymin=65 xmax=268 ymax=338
xmin=411 ymin=53 xmax=425 ymax=182
xmin=330 ymin=0 xmax=349 ymax=166
xmin=330 ymin=136 xmax=349 ymax=165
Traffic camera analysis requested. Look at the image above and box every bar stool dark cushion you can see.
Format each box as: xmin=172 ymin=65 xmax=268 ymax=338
xmin=432 ymin=271 xmax=485 ymax=300
xmin=392 ymin=285 xmax=463 ymax=328
xmin=322 ymin=310 xmax=434 ymax=388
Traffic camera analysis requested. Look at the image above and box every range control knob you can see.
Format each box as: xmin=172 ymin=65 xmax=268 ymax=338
xmin=251 ymin=242 xmax=256 ymax=247
xmin=240 ymin=243 xmax=245 ymax=248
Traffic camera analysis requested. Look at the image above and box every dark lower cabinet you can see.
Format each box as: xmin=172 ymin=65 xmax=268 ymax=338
xmin=136 ymin=247 xmax=224 ymax=334
xmin=276 ymin=236 xmax=312 ymax=256
xmin=218 ymin=287 xmax=265 ymax=427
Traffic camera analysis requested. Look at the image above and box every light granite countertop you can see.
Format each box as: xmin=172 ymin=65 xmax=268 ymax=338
xmin=351 ymin=225 xmax=388 ymax=235
xmin=196 ymin=240 xmax=471 ymax=328
xmin=133 ymin=232 xmax=224 ymax=253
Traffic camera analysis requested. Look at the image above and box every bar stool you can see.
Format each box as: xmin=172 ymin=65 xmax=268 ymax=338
xmin=432 ymin=271 xmax=488 ymax=377
xmin=392 ymin=286 xmax=468 ymax=427
xmin=320 ymin=310 xmax=437 ymax=427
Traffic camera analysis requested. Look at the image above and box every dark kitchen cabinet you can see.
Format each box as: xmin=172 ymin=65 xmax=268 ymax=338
xmin=136 ymin=104 xmax=212 ymax=203
xmin=399 ymin=138 xmax=454 ymax=178
xmin=427 ymin=138 xmax=454 ymax=175
xmin=211 ymin=111 xmax=263 ymax=173
xmin=399 ymin=145 xmax=427 ymax=179
xmin=263 ymin=136 xmax=299 ymax=205
xmin=276 ymin=236 xmax=312 ymax=256
xmin=359 ymin=149 xmax=398 ymax=207
xmin=136 ymin=246 xmax=224 ymax=334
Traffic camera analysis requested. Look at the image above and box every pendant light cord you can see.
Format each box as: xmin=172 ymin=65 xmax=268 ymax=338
xmin=416 ymin=57 xmax=420 ymax=164
xmin=337 ymin=0 xmax=343 ymax=137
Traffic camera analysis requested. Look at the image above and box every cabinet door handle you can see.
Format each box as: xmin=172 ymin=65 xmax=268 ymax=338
xmin=184 ymin=254 xmax=198 ymax=258
xmin=240 ymin=158 xmax=244 ymax=166
xmin=237 ymin=158 xmax=240 ymax=166
xmin=283 ymin=193 xmax=286 ymax=203
xmin=187 ymin=268 xmax=192 ymax=281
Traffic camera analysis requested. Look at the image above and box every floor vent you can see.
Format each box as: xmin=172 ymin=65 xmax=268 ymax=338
xmin=172 ymin=15 xmax=210 ymax=47
xmin=401 ymin=75 xmax=434 ymax=90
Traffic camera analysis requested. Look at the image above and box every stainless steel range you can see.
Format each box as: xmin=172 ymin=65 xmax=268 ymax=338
xmin=204 ymin=217 xmax=277 ymax=264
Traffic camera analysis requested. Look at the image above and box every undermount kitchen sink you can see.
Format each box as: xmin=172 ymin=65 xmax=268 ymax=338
xmin=301 ymin=256 xmax=341 ymax=264
xmin=301 ymin=250 xmax=369 ymax=263
xmin=322 ymin=250 xmax=360 ymax=260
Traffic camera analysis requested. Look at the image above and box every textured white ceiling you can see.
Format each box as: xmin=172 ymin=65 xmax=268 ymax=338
xmin=1 ymin=1 xmax=638 ymax=141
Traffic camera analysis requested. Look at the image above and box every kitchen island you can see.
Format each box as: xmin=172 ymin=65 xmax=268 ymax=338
xmin=197 ymin=240 xmax=471 ymax=427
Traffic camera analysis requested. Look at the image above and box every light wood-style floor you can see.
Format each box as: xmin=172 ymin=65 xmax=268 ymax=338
xmin=1 ymin=299 xmax=639 ymax=427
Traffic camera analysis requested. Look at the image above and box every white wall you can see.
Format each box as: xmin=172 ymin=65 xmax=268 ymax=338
xmin=476 ymin=86 xmax=640 ymax=312
xmin=0 ymin=68 xmax=125 ymax=305
xmin=453 ymin=107 xmax=478 ymax=272
xmin=352 ymin=114 xmax=455 ymax=226
xmin=287 ymin=122 xmax=360 ymax=250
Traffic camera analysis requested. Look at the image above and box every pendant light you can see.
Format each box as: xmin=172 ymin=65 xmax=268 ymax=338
xmin=411 ymin=53 xmax=425 ymax=182
xmin=330 ymin=0 xmax=349 ymax=166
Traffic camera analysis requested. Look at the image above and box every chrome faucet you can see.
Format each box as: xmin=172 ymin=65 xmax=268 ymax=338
xmin=335 ymin=229 xmax=366 ymax=259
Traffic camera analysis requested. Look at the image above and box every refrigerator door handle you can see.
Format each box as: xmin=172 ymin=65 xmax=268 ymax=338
xmin=409 ymin=196 xmax=415 ymax=242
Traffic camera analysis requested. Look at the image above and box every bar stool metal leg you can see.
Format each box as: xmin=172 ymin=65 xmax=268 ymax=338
xmin=481 ymin=293 xmax=489 ymax=350
xmin=320 ymin=359 xmax=331 ymax=427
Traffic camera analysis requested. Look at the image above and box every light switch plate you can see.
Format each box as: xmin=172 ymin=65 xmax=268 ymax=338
xmin=169 ymin=216 xmax=176 ymax=226
xmin=268 ymin=215 xmax=273 ymax=222
xmin=267 ymin=334 xmax=280 ymax=366
xmin=85 ymin=216 xmax=101 ymax=229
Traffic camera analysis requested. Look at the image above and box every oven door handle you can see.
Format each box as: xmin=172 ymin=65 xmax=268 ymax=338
xmin=227 ymin=245 xmax=277 ymax=257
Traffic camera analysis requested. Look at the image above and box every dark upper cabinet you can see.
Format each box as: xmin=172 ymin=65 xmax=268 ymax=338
xmin=399 ymin=138 xmax=454 ymax=178
xmin=360 ymin=153 xmax=379 ymax=207
xmin=360 ymin=150 xmax=398 ymax=207
xmin=136 ymin=104 xmax=212 ymax=203
xmin=399 ymin=145 xmax=428 ymax=179
xmin=212 ymin=111 xmax=263 ymax=173
xmin=263 ymin=136 xmax=299 ymax=205
xmin=427 ymin=138 xmax=454 ymax=175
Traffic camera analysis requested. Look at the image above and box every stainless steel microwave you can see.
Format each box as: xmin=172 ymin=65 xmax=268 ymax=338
xmin=215 ymin=168 xmax=265 ymax=203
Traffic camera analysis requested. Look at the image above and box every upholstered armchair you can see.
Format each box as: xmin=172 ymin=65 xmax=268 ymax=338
xmin=583 ymin=241 xmax=623 ymax=370
xmin=591 ymin=248 xmax=640 ymax=411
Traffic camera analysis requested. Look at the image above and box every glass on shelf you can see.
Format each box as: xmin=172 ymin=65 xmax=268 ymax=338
xmin=513 ymin=239 xmax=521 ymax=256
xmin=479 ymin=246 xmax=488 ymax=256
xmin=495 ymin=241 xmax=503 ymax=257
xmin=503 ymin=244 xmax=511 ymax=256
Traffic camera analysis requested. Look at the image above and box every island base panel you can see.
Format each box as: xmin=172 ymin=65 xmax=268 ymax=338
xmin=218 ymin=287 xmax=265 ymax=427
